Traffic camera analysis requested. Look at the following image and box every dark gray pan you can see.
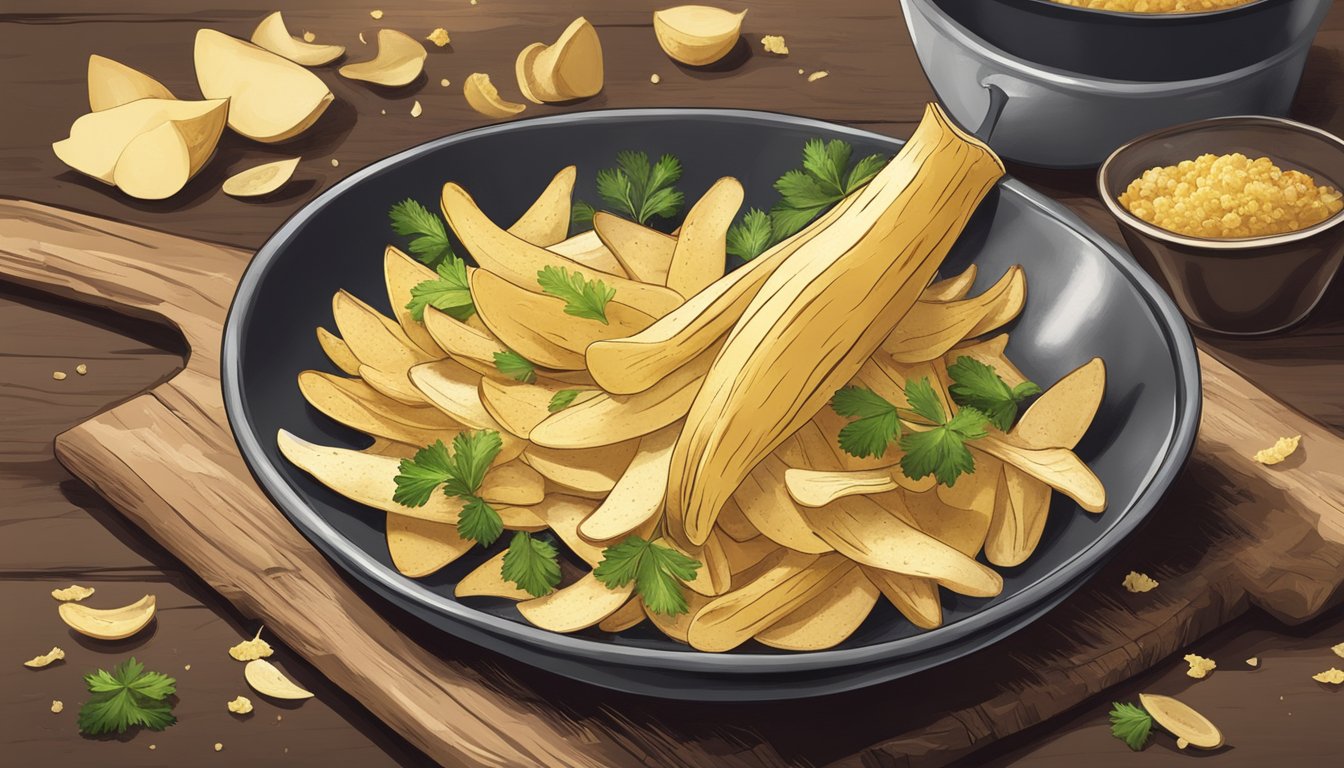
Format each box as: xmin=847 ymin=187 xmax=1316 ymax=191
xmin=222 ymin=109 xmax=1200 ymax=701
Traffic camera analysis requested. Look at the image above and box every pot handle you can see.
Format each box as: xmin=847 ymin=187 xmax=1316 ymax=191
xmin=973 ymin=83 xmax=1009 ymax=145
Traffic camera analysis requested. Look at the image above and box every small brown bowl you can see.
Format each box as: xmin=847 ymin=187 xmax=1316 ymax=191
xmin=1098 ymin=116 xmax=1344 ymax=336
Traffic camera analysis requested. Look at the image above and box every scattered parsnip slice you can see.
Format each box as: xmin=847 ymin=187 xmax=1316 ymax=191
xmin=244 ymin=659 xmax=314 ymax=700
xmin=195 ymin=29 xmax=333 ymax=143
xmin=984 ymin=465 xmax=1053 ymax=567
xmin=223 ymin=157 xmax=301 ymax=198
xmin=514 ymin=42 xmax=554 ymax=104
xmin=59 ymin=595 xmax=156 ymax=641
xmin=522 ymin=441 xmax=639 ymax=497
xmin=507 ymin=166 xmax=576 ymax=246
xmin=863 ymin=567 xmax=942 ymax=629
xmin=87 ymin=54 xmax=174 ymax=111
xmin=597 ymin=598 xmax=646 ymax=633
xmin=548 ymin=230 xmax=630 ymax=277
xmin=653 ymin=6 xmax=747 ymax=67
xmin=733 ymin=456 xmax=833 ymax=554
xmin=922 ymin=264 xmax=978 ymax=302
xmin=785 ymin=467 xmax=898 ymax=507
xmin=578 ymin=425 xmax=679 ymax=542
xmin=756 ymin=565 xmax=877 ymax=650
xmin=1139 ymin=693 xmax=1224 ymax=750
xmin=976 ymin=434 xmax=1106 ymax=513
xmin=52 ymin=98 xmax=228 ymax=185
xmin=382 ymin=246 xmax=446 ymax=357
xmin=463 ymin=73 xmax=526 ymax=118
xmin=24 ymin=647 xmax=66 ymax=669
xmin=386 ymin=513 xmax=473 ymax=577
xmin=687 ymin=551 xmax=845 ymax=652
xmin=1014 ymin=358 xmax=1105 ymax=450
xmin=316 ymin=327 xmax=361 ymax=375
xmin=455 ymin=551 xmax=533 ymax=600
xmin=531 ymin=17 xmax=604 ymax=100
xmin=251 ymin=11 xmax=346 ymax=66
xmin=665 ymin=177 xmax=742 ymax=297
xmin=339 ymin=28 xmax=426 ymax=86
xmin=883 ymin=267 xmax=1024 ymax=363
xmin=592 ymin=212 xmax=677 ymax=283
xmin=442 ymin=182 xmax=683 ymax=317
xmin=518 ymin=573 xmax=633 ymax=633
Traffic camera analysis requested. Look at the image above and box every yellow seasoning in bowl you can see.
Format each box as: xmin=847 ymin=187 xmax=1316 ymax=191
xmin=1119 ymin=153 xmax=1343 ymax=239
xmin=1047 ymin=1 xmax=1257 ymax=12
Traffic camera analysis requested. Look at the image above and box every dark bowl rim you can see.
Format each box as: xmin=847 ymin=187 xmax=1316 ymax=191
xmin=1098 ymin=115 xmax=1344 ymax=249
xmin=222 ymin=107 xmax=1202 ymax=675
xmin=1013 ymin=0 xmax=1277 ymax=21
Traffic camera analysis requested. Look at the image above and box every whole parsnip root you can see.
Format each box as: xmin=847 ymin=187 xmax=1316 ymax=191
xmin=669 ymin=103 xmax=1005 ymax=544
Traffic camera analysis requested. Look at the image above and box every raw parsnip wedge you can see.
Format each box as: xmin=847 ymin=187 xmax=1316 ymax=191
xmin=386 ymin=513 xmax=473 ymax=577
xmin=251 ymin=11 xmax=345 ymax=66
xmin=578 ymin=425 xmax=679 ymax=542
xmin=548 ymin=230 xmax=630 ymax=277
xmin=87 ymin=55 xmax=174 ymax=111
xmin=755 ymin=565 xmax=877 ymax=650
xmin=507 ymin=166 xmax=577 ymax=247
xmin=53 ymin=98 xmax=228 ymax=186
xmin=222 ymin=157 xmax=301 ymax=198
xmin=195 ymin=29 xmax=333 ymax=142
xmin=59 ymin=595 xmax=156 ymax=641
xmin=653 ymin=6 xmax=747 ymax=67
xmin=463 ymin=73 xmax=526 ymax=119
xmin=592 ymin=212 xmax=677 ymax=283
xmin=665 ymin=177 xmax=742 ymax=297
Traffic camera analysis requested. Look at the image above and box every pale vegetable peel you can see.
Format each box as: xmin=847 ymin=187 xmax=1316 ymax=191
xmin=223 ymin=157 xmax=301 ymax=198
xmin=339 ymin=28 xmax=426 ymax=86
xmin=244 ymin=659 xmax=315 ymax=700
xmin=653 ymin=6 xmax=747 ymax=67
xmin=59 ymin=594 xmax=157 ymax=640
xmin=251 ymin=11 xmax=346 ymax=66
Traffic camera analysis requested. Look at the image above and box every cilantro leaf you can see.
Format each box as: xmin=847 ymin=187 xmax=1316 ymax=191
xmin=405 ymin=255 xmax=474 ymax=322
xmin=726 ymin=208 xmax=774 ymax=261
xmin=493 ymin=349 xmax=536 ymax=383
xmin=571 ymin=200 xmax=596 ymax=227
xmin=393 ymin=440 xmax=454 ymax=508
xmin=902 ymin=377 xmax=949 ymax=425
xmin=548 ymin=389 xmax=582 ymax=412
xmin=770 ymin=139 xmax=888 ymax=239
xmin=594 ymin=536 xmax=701 ymax=615
xmin=832 ymin=386 xmax=902 ymax=459
xmin=77 ymin=658 xmax=177 ymax=736
xmin=846 ymin=153 xmax=887 ymax=190
xmin=1109 ymin=702 xmax=1154 ymax=751
xmin=593 ymin=151 xmax=684 ymax=224
xmin=947 ymin=356 xmax=1042 ymax=431
xmin=501 ymin=531 xmax=561 ymax=597
xmin=389 ymin=199 xmax=455 ymax=268
xmin=457 ymin=496 xmax=503 ymax=545
xmin=899 ymin=406 xmax=989 ymax=487
xmin=441 ymin=430 xmax=503 ymax=497
xmin=537 ymin=265 xmax=616 ymax=323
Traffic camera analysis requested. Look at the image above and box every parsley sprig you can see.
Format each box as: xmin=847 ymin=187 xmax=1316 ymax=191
xmin=406 ymin=254 xmax=474 ymax=322
xmin=389 ymin=199 xmax=456 ymax=268
xmin=594 ymin=536 xmax=701 ymax=615
xmin=1109 ymin=701 xmax=1154 ymax=751
xmin=493 ymin=349 xmax=536 ymax=383
xmin=537 ymin=265 xmax=616 ymax=323
xmin=501 ymin=531 xmax=562 ymax=597
xmin=574 ymin=151 xmax=685 ymax=226
xmin=77 ymin=658 xmax=177 ymax=736
xmin=548 ymin=389 xmax=582 ymax=412
xmin=726 ymin=139 xmax=887 ymax=260
xmin=947 ymin=356 xmax=1041 ymax=431
xmin=393 ymin=431 xmax=506 ymax=545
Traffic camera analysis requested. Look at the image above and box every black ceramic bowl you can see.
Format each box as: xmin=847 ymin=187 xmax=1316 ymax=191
xmin=223 ymin=109 xmax=1200 ymax=700
xmin=1099 ymin=116 xmax=1344 ymax=336
xmin=933 ymin=0 xmax=1328 ymax=81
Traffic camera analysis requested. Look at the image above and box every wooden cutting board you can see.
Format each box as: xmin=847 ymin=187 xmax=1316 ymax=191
xmin=3 ymin=198 xmax=1343 ymax=768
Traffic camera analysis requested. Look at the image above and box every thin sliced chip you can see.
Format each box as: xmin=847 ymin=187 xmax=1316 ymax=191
xmin=442 ymin=182 xmax=684 ymax=317
xmin=597 ymin=598 xmax=646 ymax=633
xmin=251 ymin=11 xmax=346 ymax=66
xmin=687 ymin=552 xmax=848 ymax=652
xmin=669 ymin=530 xmax=732 ymax=597
xmin=665 ymin=177 xmax=742 ymax=297
xmin=316 ymin=327 xmax=362 ymax=375
xmin=645 ymin=590 xmax=711 ymax=644
xmin=578 ymin=425 xmax=678 ymax=542
xmin=358 ymin=364 xmax=424 ymax=405
xmin=300 ymin=371 xmax=456 ymax=430
xmin=548 ymin=230 xmax=630 ymax=277
xmin=423 ymin=307 xmax=507 ymax=370
xmin=223 ymin=157 xmax=301 ymax=198
xmin=894 ymin=486 xmax=992 ymax=558
xmin=883 ymin=266 xmax=1023 ymax=363
xmin=522 ymin=441 xmax=639 ymax=496
xmin=802 ymin=495 xmax=1002 ymax=597
xmin=53 ymin=98 xmax=228 ymax=186
xmin=984 ymin=465 xmax=1052 ymax=567
xmin=518 ymin=573 xmax=633 ymax=632
xmin=87 ymin=55 xmax=174 ymax=111
xmin=479 ymin=377 xmax=588 ymax=440
xmin=528 ymin=341 xmax=718 ymax=449
xmin=297 ymin=371 xmax=460 ymax=446
xmin=864 ymin=567 xmax=942 ymax=629
xmin=756 ymin=565 xmax=877 ymax=650
xmin=733 ymin=456 xmax=833 ymax=554
xmin=1014 ymin=358 xmax=1105 ymax=450
xmin=922 ymin=264 xmax=978 ymax=302
xmin=339 ymin=28 xmax=426 ymax=86
xmin=406 ymin=359 xmax=494 ymax=430
xmin=977 ymin=434 xmax=1106 ymax=513
xmin=527 ymin=495 xmax=607 ymax=566
xmin=936 ymin=450 xmax=1001 ymax=518
xmin=244 ymin=659 xmax=313 ymax=700
xmin=470 ymin=268 xmax=654 ymax=370
xmin=455 ymin=551 xmax=532 ymax=600
xmin=718 ymin=534 xmax=779 ymax=574
xmin=332 ymin=290 xmax=433 ymax=373
xmin=463 ymin=72 xmax=526 ymax=118
xmin=383 ymin=246 xmax=446 ymax=357
xmin=386 ymin=513 xmax=472 ymax=577
xmin=195 ymin=30 xmax=333 ymax=143
xmin=592 ymin=212 xmax=676 ymax=284
xmin=507 ymin=166 xmax=575 ymax=247
xmin=785 ymin=467 xmax=897 ymax=507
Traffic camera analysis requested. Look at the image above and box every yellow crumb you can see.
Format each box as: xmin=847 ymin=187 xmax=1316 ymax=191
xmin=1184 ymin=653 xmax=1216 ymax=679
xmin=51 ymin=584 xmax=94 ymax=602
xmin=427 ymin=28 xmax=450 ymax=47
xmin=75 ymin=363 xmax=88 ymax=375
xmin=1331 ymin=642 xmax=1344 ymax=658
xmin=330 ymin=158 xmax=339 ymax=167
xmin=381 ymin=109 xmax=387 ymax=115
xmin=1122 ymin=571 xmax=1159 ymax=593
xmin=184 ymin=664 xmax=191 ymax=671
xmin=227 ymin=695 xmax=253 ymax=714
xmin=1246 ymin=656 xmax=1259 ymax=667
xmin=228 ymin=629 xmax=273 ymax=662
xmin=51 ymin=700 xmax=63 ymax=713
xmin=797 ymin=68 xmax=804 ymax=75
xmin=370 ymin=10 xmax=383 ymax=20
xmin=410 ymin=100 xmax=423 ymax=118
xmin=440 ymin=78 xmax=450 ymax=87
xmin=807 ymin=70 xmax=829 ymax=82
xmin=761 ymin=35 xmax=789 ymax=55
xmin=1176 ymin=737 xmax=1189 ymax=749
xmin=302 ymin=31 xmax=316 ymax=43
xmin=650 ymin=73 xmax=661 ymax=84
xmin=277 ymin=714 xmax=283 ymax=721
xmin=149 ymin=745 xmax=156 ymax=750
xmin=215 ymin=742 xmax=224 ymax=752
xmin=1253 ymin=435 xmax=1301 ymax=465
xmin=24 ymin=646 xmax=66 ymax=669
xmin=52 ymin=371 xmax=67 ymax=381
xmin=1312 ymin=668 xmax=1344 ymax=685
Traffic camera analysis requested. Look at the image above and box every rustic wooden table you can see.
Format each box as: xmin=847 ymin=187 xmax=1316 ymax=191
xmin=3 ymin=2 xmax=1342 ymax=766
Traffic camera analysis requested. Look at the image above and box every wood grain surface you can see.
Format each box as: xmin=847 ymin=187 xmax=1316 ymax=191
xmin=3 ymin=1 xmax=1344 ymax=767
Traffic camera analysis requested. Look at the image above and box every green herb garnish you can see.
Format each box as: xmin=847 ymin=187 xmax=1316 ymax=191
xmin=405 ymin=254 xmax=474 ymax=322
xmin=947 ymin=356 xmax=1042 ymax=432
xmin=392 ymin=430 xmax=505 ymax=545
xmin=725 ymin=208 xmax=775 ymax=261
xmin=493 ymin=349 xmax=536 ymax=383
xmin=548 ymin=389 xmax=582 ymax=412
xmin=501 ymin=531 xmax=562 ymax=597
xmin=594 ymin=536 xmax=701 ymax=616
xmin=389 ymin=198 xmax=455 ymax=268
xmin=537 ymin=265 xmax=616 ymax=323
xmin=769 ymin=138 xmax=885 ymax=239
xmin=575 ymin=150 xmax=685 ymax=225
xmin=1109 ymin=701 xmax=1154 ymax=751
xmin=898 ymin=379 xmax=989 ymax=487
xmin=77 ymin=658 xmax=177 ymax=736
xmin=832 ymin=385 xmax=902 ymax=459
